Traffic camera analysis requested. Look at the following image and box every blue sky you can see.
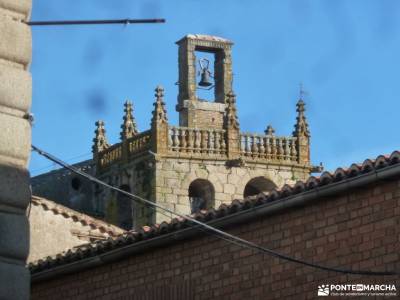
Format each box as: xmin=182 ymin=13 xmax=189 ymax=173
xmin=30 ymin=0 xmax=400 ymax=176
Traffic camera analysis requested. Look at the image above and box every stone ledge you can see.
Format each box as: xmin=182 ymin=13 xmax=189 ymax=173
xmin=183 ymin=99 xmax=225 ymax=112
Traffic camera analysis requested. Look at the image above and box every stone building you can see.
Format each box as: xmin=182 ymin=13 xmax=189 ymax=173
xmin=28 ymin=196 xmax=124 ymax=262
xmin=30 ymin=150 xmax=400 ymax=299
xmin=32 ymin=34 xmax=318 ymax=230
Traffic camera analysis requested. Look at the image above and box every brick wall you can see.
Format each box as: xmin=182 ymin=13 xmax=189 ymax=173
xmin=31 ymin=178 xmax=400 ymax=299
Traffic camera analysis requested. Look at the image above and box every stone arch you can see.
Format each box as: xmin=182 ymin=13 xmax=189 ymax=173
xmin=188 ymin=179 xmax=215 ymax=213
xmin=243 ymin=176 xmax=277 ymax=198
xmin=117 ymin=184 xmax=134 ymax=230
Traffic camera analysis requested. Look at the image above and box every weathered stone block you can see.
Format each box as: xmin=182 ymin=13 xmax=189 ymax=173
xmin=0 ymin=212 xmax=29 ymax=260
xmin=0 ymin=113 xmax=30 ymax=167
xmin=195 ymin=168 xmax=208 ymax=179
xmin=175 ymin=204 xmax=190 ymax=215
xmin=0 ymin=64 xmax=31 ymax=111
xmin=227 ymin=173 xmax=241 ymax=185
xmin=223 ymin=183 xmax=236 ymax=194
xmin=173 ymin=162 xmax=190 ymax=172
xmin=0 ymin=17 xmax=31 ymax=67
xmin=166 ymin=178 xmax=180 ymax=188
xmin=0 ymin=0 xmax=32 ymax=19
xmin=0 ymin=164 xmax=30 ymax=210
xmin=0 ymin=262 xmax=30 ymax=299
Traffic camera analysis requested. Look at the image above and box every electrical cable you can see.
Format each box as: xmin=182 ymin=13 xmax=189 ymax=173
xmin=31 ymin=144 xmax=399 ymax=276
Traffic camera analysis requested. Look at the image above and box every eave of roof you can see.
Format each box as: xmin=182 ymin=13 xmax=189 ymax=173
xmin=29 ymin=150 xmax=400 ymax=282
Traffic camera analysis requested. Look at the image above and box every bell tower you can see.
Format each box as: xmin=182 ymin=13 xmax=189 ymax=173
xmin=176 ymin=34 xmax=233 ymax=129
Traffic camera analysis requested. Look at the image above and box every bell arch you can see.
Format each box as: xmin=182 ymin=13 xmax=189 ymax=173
xmin=243 ymin=177 xmax=277 ymax=198
xmin=188 ymin=179 xmax=215 ymax=213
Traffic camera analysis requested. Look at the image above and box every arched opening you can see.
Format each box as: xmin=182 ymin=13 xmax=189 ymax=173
xmin=71 ymin=177 xmax=81 ymax=191
xmin=188 ymin=179 xmax=215 ymax=213
xmin=243 ymin=177 xmax=277 ymax=198
xmin=117 ymin=184 xmax=133 ymax=230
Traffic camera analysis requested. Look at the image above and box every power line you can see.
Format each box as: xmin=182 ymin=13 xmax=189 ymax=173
xmin=26 ymin=19 xmax=165 ymax=27
xmin=31 ymin=144 xmax=399 ymax=276
xmin=31 ymin=151 xmax=92 ymax=174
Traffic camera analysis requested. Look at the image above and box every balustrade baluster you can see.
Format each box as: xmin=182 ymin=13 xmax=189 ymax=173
xmin=259 ymin=136 xmax=265 ymax=157
xmin=173 ymin=128 xmax=179 ymax=150
xmin=220 ymin=131 xmax=226 ymax=152
xmin=214 ymin=131 xmax=220 ymax=154
xmin=277 ymin=139 xmax=284 ymax=160
xmin=201 ymin=130 xmax=207 ymax=153
xmin=187 ymin=129 xmax=193 ymax=152
xmin=244 ymin=135 xmax=250 ymax=155
xmin=291 ymin=138 xmax=297 ymax=160
xmin=265 ymin=137 xmax=270 ymax=158
xmin=271 ymin=138 xmax=277 ymax=159
xmin=168 ymin=128 xmax=173 ymax=148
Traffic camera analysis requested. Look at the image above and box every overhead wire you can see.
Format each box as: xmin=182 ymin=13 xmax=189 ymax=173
xmin=31 ymin=144 xmax=399 ymax=276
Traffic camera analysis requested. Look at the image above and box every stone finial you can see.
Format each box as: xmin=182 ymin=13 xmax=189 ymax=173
xmin=293 ymin=100 xmax=310 ymax=137
xmin=151 ymin=86 xmax=168 ymax=127
xmin=265 ymin=124 xmax=275 ymax=136
xmin=120 ymin=100 xmax=138 ymax=140
xmin=224 ymin=91 xmax=239 ymax=130
xmin=92 ymin=120 xmax=110 ymax=154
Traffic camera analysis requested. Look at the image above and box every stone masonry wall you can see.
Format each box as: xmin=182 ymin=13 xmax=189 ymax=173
xmin=155 ymin=157 xmax=309 ymax=223
xmin=0 ymin=1 xmax=32 ymax=299
xmin=31 ymin=175 xmax=400 ymax=299
xmin=97 ymin=155 xmax=155 ymax=228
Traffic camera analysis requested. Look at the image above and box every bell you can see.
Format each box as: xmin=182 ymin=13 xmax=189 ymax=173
xmin=198 ymin=68 xmax=212 ymax=87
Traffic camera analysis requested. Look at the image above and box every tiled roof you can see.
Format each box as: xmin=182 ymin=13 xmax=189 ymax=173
xmin=31 ymin=196 xmax=125 ymax=237
xmin=29 ymin=150 xmax=400 ymax=274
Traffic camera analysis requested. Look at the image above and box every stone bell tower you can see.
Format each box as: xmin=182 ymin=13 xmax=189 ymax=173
xmin=32 ymin=34 xmax=318 ymax=231
xmin=176 ymin=34 xmax=233 ymax=129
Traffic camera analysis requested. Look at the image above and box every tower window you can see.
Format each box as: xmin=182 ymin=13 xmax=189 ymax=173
xmin=243 ymin=177 xmax=277 ymax=198
xmin=71 ymin=177 xmax=82 ymax=191
xmin=188 ymin=179 xmax=215 ymax=213
xmin=195 ymin=51 xmax=215 ymax=101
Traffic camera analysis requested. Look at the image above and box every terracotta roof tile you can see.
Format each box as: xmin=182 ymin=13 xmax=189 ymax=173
xmin=29 ymin=150 xmax=400 ymax=274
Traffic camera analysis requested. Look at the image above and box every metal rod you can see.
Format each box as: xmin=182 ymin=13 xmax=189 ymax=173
xmin=26 ymin=18 xmax=165 ymax=26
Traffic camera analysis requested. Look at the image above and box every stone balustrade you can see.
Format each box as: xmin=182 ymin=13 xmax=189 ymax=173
xmin=240 ymin=133 xmax=298 ymax=161
xmin=168 ymin=126 xmax=227 ymax=155
xmin=99 ymin=144 xmax=123 ymax=168
xmin=98 ymin=127 xmax=301 ymax=170
xmin=127 ymin=130 xmax=151 ymax=157
xmin=98 ymin=131 xmax=152 ymax=169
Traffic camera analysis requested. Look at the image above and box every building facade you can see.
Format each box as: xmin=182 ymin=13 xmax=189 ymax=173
xmin=33 ymin=34 xmax=317 ymax=230
xmin=28 ymin=196 xmax=125 ymax=263
xmin=30 ymin=151 xmax=400 ymax=299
